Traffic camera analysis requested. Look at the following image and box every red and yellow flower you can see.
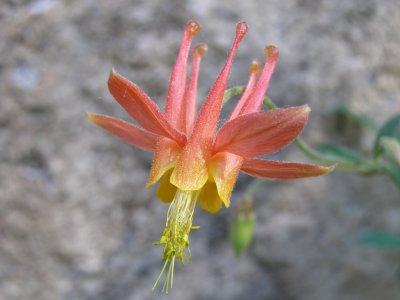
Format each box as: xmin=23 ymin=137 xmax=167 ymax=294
xmin=88 ymin=20 xmax=333 ymax=291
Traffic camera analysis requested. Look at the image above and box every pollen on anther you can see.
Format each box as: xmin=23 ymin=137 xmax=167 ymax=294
xmin=265 ymin=45 xmax=279 ymax=60
xmin=250 ymin=60 xmax=260 ymax=73
xmin=195 ymin=43 xmax=208 ymax=56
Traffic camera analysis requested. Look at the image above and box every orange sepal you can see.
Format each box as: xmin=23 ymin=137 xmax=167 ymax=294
xmin=208 ymin=152 xmax=243 ymax=208
xmin=108 ymin=69 xmax=186 ymax=146
xmin=147 ymin=137 xmax=182 ymax=187
xmin=214 ymin=105 xmax=310 ymax=158
xmin=87 ymin=113 xmax=158 ymax=151
xmin=241 ymin=159 xmax=335 ymax=179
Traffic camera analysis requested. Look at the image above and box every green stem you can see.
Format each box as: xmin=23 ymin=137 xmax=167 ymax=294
xmin=293 ymin=138 xmax=337 ymax=165
xmin=223 ymin=86 xmax=245 ymax=104
xmin=244 ymin=179 xmax=265 ymax=198
xmin=262 ymin=96 xmax=278 ymax=109
xmin=263 ymin=96 xmax=384 ymax=174
xmin=223 ymin=86 xmax=386 ymax=175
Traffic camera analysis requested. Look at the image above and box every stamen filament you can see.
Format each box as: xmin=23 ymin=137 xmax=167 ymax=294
xmin=153 ymin=189 xmax=199 ymax=293
xmin=152 ymin=259 xmax=169 ymax=291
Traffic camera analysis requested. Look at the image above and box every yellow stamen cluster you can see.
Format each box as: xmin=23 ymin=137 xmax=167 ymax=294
xmin=152 ymin=189 xmax=199 ymax=293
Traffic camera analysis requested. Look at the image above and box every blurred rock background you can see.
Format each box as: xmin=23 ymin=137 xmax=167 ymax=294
xmin=0 ymin=0 xmax=399 ymax=299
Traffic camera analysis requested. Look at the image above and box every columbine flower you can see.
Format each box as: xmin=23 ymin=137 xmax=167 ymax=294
xmin=88 ymin=20 xmax=333 ymax=292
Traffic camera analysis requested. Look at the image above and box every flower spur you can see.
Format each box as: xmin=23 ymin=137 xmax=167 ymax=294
xmin=88 ymin=20 xmax=333 ymax=292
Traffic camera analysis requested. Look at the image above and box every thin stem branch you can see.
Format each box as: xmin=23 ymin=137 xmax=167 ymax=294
xmin=244 ymin=179 xmax=265 ymax=198
xmin=223 ymin=86 xmax=386 ymax=175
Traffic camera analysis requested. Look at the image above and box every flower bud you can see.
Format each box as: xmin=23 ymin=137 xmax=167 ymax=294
xmin=381 ymin=137 xmax=400 ymax=166
xmin=229 ymin=197 xmax=255 ymax=256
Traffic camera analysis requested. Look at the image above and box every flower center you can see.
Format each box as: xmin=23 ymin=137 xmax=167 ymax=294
xmin=152 ymin=189 xmax=199 ymax=293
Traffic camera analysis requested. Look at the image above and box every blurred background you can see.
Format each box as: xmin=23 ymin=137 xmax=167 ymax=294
xmin=1 ymin=0 xmax=399 ymax=299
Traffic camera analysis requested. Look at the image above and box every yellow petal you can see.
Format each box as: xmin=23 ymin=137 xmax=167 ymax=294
xmin=208 ymin=152 xmax=243 ymax=208
xmin=198 ymin=181 xmax=222 ymax=213
xmin=156 ymin=170 xmax=177 ymax=203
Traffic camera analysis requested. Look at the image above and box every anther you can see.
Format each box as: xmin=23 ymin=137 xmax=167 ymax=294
xmin=250 ymin=59 xmax=260 ymax=73
xmin=265 ymin=45 xmax=279 ymax=61
xmin=195 ymin=43 xmax=208 ymax=56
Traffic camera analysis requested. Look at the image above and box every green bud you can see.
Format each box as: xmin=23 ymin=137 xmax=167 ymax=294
xmin=229 ymin=198 xmax=255 ymax=256
xmin=381 ymin=137 xmax=400 ymax=166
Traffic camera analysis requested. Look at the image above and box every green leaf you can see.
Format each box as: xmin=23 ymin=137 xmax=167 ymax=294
xmin=396 ymin=268 xmax=400 ymax=279
xmin=380 ymin=137 xmax=400 ymax=166
xmin=383 ymin=164 xmax=400 ymax=188
xmin=317 ymin=144 xmax=365 ymax=163
xmin=374 ymin=115 xmax=400 ymax=158
xmin=358 ymin=231 xmax=400 ymax=249
xmin=335 ymin=105 xmax=377 ymax=130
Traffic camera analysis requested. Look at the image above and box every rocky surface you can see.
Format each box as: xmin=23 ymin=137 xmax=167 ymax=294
xmin=0 ymin=0 xmax=399 ymax=299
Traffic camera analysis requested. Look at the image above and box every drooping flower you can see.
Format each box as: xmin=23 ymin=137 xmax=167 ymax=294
xmin=88 ymin=20 xmax=333 ymax=292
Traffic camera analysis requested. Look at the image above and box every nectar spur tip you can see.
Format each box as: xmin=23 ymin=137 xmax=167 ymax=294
xmin=236 ymin=21 xmax=248 ymax=41
xmin=265 ymin=45 xmax=279 ymax=60
xmin=186 ymin=20 xmax=201 ymax=36
xmin=86 ymin=112 xmax=96 ymax=122
xmin=301 ymin=104 xmax=311 ymax=113
xmin=195 ymin=43 xmax=208 ymax=56
xmin=109 ymin=67 xmax=117 ymax=78
xmin=250 ymin=60 xmax=260 ymax=73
